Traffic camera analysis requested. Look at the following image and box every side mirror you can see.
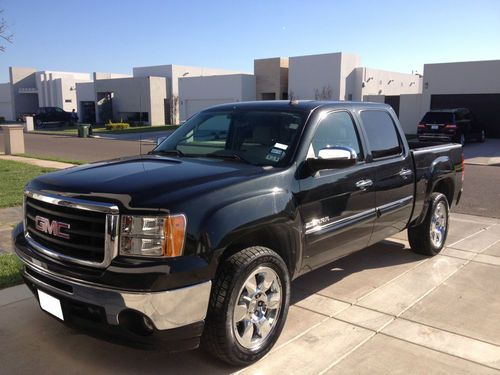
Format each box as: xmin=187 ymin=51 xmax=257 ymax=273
xmin=306 ymin=146 xmax=357 ymax=173
xmin=156 ymin=136 xmax=167 ymax=146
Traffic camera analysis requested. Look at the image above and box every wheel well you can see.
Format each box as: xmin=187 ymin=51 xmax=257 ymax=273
xmin=220 ymin=225 xmax=297 ymax=277
xmin=433 ymin=178 xmax=454 ymax=207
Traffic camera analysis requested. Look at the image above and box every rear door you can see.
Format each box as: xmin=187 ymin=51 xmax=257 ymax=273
xmin=358 ymin=109 xmax=415 ymax=243
xmin=298 ymin=110 xmax=376 ymax=270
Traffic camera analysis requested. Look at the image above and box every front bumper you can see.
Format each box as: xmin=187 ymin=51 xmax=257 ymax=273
xmin=418 ymin=133 xmax=454 ymax=142
xmin=20 ymin=259 xmax=211 ymax=331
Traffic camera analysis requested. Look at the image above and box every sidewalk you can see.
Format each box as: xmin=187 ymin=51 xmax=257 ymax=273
xmin=0 ymin=154 xmax=76 ymax=169
xmin=1 ymin=212 xmax=499 ymax=374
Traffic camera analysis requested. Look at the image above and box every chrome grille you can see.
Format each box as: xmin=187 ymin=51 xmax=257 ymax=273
xmin=24 ymin=190 xmax=119 ymax=268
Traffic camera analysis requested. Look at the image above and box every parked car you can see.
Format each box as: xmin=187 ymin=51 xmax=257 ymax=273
xmin=13 ymin=101 xmax=464 ymax=365
xmin=34 ymin=107 xmax=74 ymax=127
xmin=417 ymin=108 xmax=486 ymax=146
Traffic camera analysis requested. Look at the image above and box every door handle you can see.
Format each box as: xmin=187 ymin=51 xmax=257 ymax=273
xmin=399 ymin=168 xmax=413 ymax=179
xmin=355 ymin=179 xmax=373 ymax=190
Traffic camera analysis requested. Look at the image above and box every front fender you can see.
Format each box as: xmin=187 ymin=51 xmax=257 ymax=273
xmin=200 ymin=188 xmax=301 ymax=272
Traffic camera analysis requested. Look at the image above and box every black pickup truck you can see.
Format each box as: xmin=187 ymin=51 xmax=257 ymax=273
xmin=13 ymin=101 xmax=464 ymax=365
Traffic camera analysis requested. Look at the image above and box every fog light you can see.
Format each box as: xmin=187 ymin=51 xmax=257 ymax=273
xmin=142 ymin=315 xmax=155 ymax=332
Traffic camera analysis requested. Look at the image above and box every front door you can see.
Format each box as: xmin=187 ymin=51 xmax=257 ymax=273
xmin=358 ymin=109 xmax=414 ymax=244
xmin=298 ymin=110 xmax=376 ymax=270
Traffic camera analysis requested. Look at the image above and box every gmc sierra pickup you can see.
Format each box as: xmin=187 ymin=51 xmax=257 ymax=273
xmin=13 ymin=101 xmax=464 ymax=365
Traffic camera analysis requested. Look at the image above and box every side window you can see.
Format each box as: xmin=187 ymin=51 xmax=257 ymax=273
xmin=55 ymin=107 xmax=64 ymax=113
xmin=308 ymin=111 xmax=362 ymax=160
xmin=360 ymin=110 xmax=402 ymax=159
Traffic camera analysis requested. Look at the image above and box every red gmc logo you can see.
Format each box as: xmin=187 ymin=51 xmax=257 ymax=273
xmin=35 ymin=215 xmax=71 ymax=239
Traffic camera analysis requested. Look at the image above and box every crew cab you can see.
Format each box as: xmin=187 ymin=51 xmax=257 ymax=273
xmin=13 ymin=101 xmax=464 ymax=365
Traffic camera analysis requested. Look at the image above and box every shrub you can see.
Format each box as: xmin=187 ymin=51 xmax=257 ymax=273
xmin=105 ymin=122 xmax=130 ymax=131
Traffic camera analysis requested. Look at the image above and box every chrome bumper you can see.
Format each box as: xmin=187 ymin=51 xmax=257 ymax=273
xmin=20 ymin=258 xmax=211 ymax=331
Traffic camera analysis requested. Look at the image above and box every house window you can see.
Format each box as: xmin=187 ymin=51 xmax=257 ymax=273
xmin=65 ymin=99 xmax=72 ymax=103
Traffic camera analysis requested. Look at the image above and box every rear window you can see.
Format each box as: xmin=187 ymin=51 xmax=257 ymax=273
xmin=421 ymin=112 xmax=454 ymax=124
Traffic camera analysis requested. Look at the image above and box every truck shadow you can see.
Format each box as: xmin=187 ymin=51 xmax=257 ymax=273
xmin=290 ymin=240 xmax=427 ymax=305
xmin=37 ymin=240 xmax=425 ymax=374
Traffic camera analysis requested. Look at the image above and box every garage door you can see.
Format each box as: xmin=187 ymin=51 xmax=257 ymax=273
xmin=185 ymin=99 xmax=234 ymax=119
xmin=431 ymin=94 xmax=500 ymax=138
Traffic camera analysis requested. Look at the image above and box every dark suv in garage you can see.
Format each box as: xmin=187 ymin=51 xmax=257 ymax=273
xmin=417 ymin=108 xmax=486 ymax=146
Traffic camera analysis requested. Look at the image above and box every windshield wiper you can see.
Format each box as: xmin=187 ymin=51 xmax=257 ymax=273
xmin=150 ymin=149 xmax=184 ymax=157
xmin=206 ymin=151 xmax=252 ymax=164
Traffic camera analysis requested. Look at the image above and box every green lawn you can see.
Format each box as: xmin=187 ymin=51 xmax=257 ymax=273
xmin=14 ymin=153 xmax=85 ymax=165
xmin=0 ymin=253 xmax=23 ymax=289
xmin=0 ymin=159 xmax=55 ymax=208
xmin=32 ymin=124 xmax=179 ymax=136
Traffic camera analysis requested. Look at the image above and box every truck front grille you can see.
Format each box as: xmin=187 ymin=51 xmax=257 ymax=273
xmin=24 ymin=191 xmax=119 ymax=268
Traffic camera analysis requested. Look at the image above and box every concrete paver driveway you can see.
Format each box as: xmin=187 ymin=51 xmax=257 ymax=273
xmin=1 ymin=212 xmax=499 ymax=374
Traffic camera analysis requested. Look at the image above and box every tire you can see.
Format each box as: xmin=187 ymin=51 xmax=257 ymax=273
xmin=202 ymin=246 xmax=290 ymax=366
xmin=408 ymin=193 xmax=449 ymax=256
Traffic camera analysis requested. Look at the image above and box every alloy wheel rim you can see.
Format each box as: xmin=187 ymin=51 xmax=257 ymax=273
xmin=430 ymin=201 xmax=447 ymax=248
xmin=233 ymin=266 xmax=282 ymax=350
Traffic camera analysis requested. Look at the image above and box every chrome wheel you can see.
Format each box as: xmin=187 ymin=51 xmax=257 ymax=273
xmin=430 ymin=201 xmax=447 ymax=248
xmin=233 ymin=266 xmax=282 ymax=350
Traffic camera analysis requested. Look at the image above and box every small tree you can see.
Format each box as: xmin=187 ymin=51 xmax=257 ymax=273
xmin=0 ymin=10 xmax=13 ymax=52
xmin=170 ymin=95 xmax=179 ymax=125
xmin=314 ymin=85 xmax=333 ymax=100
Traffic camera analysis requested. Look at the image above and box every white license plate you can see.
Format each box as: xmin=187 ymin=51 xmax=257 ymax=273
xmin=38 ymin=289 xmax=64 ymax=321
xmin=431 ymin=125 xmax=439 ymax=130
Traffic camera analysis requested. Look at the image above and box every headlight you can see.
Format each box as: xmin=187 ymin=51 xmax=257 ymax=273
xmin=120 ymin=214 xmax=186 ymax=257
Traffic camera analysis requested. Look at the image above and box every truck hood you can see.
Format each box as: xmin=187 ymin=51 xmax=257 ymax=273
xmin=28 ymin=155 xmax=271 ymax=211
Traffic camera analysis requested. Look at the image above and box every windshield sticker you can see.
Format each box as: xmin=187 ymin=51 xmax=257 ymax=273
xmin=265 ymin=154 xmax=281 ymax=162
xmin=274 ymin=143 xmax=288 ymax=150
xmin=270 ymin=148 xmax=284 ymax=156
xmin=289 ymin=123 xmax=299 ymax=130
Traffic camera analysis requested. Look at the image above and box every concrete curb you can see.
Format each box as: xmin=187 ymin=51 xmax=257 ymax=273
xmin=0 ymin=284 xmax=32 ymax=308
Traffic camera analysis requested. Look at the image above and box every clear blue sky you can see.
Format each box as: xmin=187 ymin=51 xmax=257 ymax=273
xmin=1 ymin=0 xmax=499 ymax=82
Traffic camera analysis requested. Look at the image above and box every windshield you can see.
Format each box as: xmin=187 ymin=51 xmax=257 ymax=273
xmin=153 ymin=109 xmax=307 ymax=166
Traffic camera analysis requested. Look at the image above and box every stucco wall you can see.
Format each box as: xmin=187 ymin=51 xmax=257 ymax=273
xmin=179 ymin=74 xmax=256 ymax=121
xmin=94 ymin=76 xmax=166 ymax=125
xmin=9 ymin=67 xmax=38 ymax=118
xmin=0 ymin=82 xmax=13 ymax=120
xmin=399 ymin=94 xmax=424 ymax=134
xmin=254 ymin=57 xmax=289 ymax=100
xmin=36 ymin=71 xmax=91 ymax=111
xmin=354 ymin=67 xmax=421 ymax=101
xmin=422 ymin=60 xmax=500 ymax=111
xmin=289 ymin=53 xmax=343 ymax=100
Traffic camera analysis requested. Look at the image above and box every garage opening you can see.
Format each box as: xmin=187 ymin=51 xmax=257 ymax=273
xmin=384 ymin=95 xmax=400 ymax=116
xmin=431 ymin=94 xmax=500 ymax=138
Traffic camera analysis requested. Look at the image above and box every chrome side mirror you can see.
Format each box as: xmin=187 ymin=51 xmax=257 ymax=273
xmin=306 ymin=146 xmax=357 ymax=172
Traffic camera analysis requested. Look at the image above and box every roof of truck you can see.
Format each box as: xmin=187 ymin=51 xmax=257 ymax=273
xmin=203 ymin=100 xmax=392 ymax=113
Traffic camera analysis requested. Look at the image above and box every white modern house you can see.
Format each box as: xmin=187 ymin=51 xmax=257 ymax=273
xmin=179 ymin=74 xmax=256 ymax=121
xmin=0 ymin=67 xmax=92 ymax=121
xmin=133 ymin=64 xmax=243 ymax=124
